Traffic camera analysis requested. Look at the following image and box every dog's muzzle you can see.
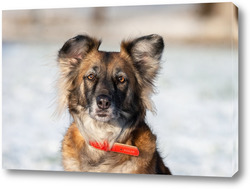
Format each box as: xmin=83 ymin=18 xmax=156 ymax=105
xmin=89 ymin=94 xmax=115 ymax=122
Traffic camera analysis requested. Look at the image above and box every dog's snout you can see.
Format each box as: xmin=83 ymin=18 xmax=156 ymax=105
xmin=96 ymin=95 xmax=111 ymax=110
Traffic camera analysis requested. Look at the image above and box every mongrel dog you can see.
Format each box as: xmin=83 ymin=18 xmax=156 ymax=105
xmin=58 ymin=34 xmax=171 ymax=174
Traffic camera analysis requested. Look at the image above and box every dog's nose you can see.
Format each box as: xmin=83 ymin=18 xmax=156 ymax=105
xmin=96 ymin=95 xmax=111 ymax=110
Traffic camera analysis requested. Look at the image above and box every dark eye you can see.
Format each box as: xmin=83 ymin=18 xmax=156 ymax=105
xmin=118 ymin=76 xmax=125 ymax=83
xmin=87 ymin=74 xmax=95 ymax=80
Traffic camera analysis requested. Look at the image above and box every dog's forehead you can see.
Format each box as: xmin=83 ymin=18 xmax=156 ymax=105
xmin=79 ymin=50 xmax=132 ymax=78
xmin=96 ymin=51 xmax=128 ymax=72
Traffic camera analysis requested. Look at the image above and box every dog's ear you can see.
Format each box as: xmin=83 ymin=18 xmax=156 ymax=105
xmin=121 ymin=34 xmax=164 ymax=85
xmin=121 ymin=34 xmax=164 ymax=112
xmin=58 ymin=35 xmax=101 ymax=65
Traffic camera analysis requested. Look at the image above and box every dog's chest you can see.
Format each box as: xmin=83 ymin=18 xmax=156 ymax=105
xmin=80 ymin=147 xmax=136 ymax=173
xmin=70 ymin=115 xmax=137 ymax=173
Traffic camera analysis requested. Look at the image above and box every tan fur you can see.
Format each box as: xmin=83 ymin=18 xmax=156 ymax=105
xmin=61 ymin=123 xmax=84 ymax=171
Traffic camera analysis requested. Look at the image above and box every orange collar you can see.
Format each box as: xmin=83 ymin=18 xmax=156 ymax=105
xmin=89 ymin=141 xmax=139 ymax=156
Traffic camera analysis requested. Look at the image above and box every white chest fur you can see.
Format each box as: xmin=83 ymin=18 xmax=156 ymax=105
xmin=74 ymin=113 xmax=123 ymax=148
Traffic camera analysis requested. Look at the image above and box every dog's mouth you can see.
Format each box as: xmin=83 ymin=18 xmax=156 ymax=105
xmin=96 ymin=109 xmax=110 ymax=118
xmin=97 ymin=113 xmax=108 ymax=117
xmin=90 ymin=109 xmax=115 ymax=122
xmin=94 ymin=113 xmax=113 ymax=122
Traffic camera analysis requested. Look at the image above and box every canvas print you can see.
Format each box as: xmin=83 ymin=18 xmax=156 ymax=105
xmin=2 ymin=2 xmax=238 ymax=177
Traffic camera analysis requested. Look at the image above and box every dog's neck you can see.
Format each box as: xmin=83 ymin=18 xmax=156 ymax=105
xmin=73 ymin=112 xmax=133 ymax=148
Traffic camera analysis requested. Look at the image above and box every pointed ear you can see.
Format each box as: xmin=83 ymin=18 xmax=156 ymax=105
xmin=58 ymin=35 xmax=101 ymax=67
xmin=121 ymin=34 xmax=164 ymax=112
xmin=121 ymin=34 xmax=164 ymax=85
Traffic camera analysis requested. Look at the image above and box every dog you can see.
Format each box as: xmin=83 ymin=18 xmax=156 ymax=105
xmin=57 ymin=34 xmax=171 ymax=174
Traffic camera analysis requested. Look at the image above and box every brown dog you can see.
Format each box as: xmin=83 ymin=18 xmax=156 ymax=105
xmin=58 ymin=34 xmax=171 ymax=174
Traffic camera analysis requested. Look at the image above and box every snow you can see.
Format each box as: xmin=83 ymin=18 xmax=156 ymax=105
xmin=2 ymin=42 xmax=238 ymax=177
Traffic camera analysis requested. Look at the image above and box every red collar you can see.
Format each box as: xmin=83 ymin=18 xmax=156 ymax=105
xmin=89 ymin=141 xmax=139 ymax=156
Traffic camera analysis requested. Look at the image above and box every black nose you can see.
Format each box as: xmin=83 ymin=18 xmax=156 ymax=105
xmin=96 ymin=95 xmax=111 ymax=110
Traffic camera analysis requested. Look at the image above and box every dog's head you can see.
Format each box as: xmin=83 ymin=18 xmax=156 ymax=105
xmin=57 ymin=34 xmax=164 ymax=126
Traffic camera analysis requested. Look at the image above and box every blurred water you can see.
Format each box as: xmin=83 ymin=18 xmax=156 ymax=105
xmin=2 ymin=42 xmax=238 ymax=176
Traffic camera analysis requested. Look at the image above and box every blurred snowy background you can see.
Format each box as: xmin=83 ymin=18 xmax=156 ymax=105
xmin=2 ymin=3 xmax=238 ymax=177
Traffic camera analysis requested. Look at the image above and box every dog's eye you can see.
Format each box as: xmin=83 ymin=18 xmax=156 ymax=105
xmin=118 ymin=76 xmax=125 ymax=83
xmin=87 ymin=74 xmax=95 ymax=80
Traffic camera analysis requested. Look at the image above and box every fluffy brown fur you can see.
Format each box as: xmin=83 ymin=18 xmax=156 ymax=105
xmin=58 ymin=34 xmax=171 ymax=174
